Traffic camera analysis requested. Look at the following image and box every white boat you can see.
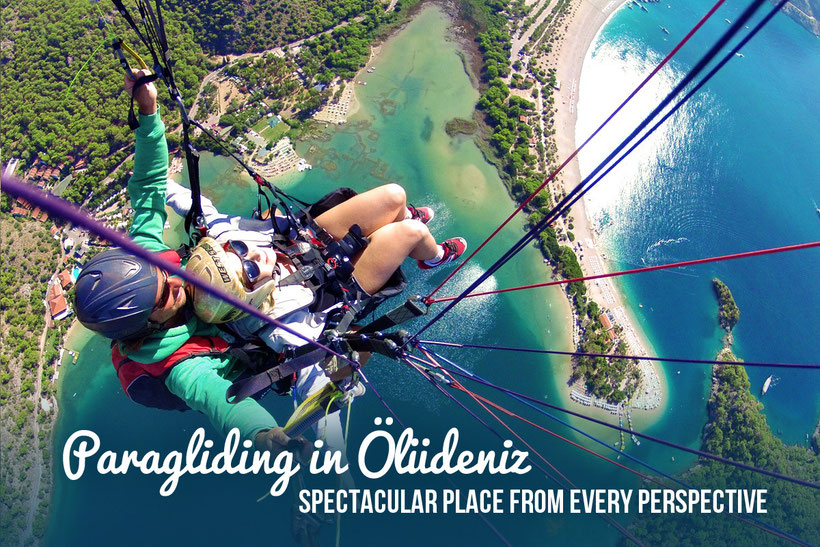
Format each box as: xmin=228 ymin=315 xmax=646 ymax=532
xmin=761 ymin=375 xmax=773 ymax=395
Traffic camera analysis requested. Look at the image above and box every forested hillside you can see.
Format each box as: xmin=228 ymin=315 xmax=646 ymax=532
xmin=0 ymin=216 xmax=64 ymax=543
xmin=0 ymin=0 xmax=397 ymax=209
xmin=167 ymin=0 xmax=383 ymax=53
xmin=1 ymin=1 xmax=208 ymax=206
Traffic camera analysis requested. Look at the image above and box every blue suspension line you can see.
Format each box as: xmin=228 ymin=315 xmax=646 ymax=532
xmin=411 ymin=0 xmax=778 ymax=342
xmin=420 ymin=347 xmax=811 ymax=546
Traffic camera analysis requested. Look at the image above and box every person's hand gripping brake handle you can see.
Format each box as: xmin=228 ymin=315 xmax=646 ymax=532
xmin=254 ymin=427 xmax=313 ymax=462
xmin=124 ymin=68 xmax=158 ymax=116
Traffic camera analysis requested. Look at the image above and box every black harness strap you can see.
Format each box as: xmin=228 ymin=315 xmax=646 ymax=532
xmin=181 ymin=127 xmax=204 ymax=239
xmin=358 ymin=296 xmax=427 ymax=334
xmin=226 ymin=348 xmax=328 ymax=404
xmin=225 ymin=329 xmax=411 ymax=405
xmin=111 ymin=0 xmax=206 ymax=243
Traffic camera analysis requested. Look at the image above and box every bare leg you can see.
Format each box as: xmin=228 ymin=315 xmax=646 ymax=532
xmin=314 ymin=183 xmax=408 ymax=239
xmin=351 ymin=220 xmax=438 ymax=294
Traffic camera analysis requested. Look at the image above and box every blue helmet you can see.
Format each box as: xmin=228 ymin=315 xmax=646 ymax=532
xmin=74 ymin=248 xmax=160 ymax=340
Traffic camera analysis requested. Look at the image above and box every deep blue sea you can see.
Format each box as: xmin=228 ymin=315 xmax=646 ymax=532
xmin=577 ymin=0 xmax=820 ymax=447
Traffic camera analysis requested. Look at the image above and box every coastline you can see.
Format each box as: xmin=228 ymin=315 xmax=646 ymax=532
xmin=549 ymin=0 xmax=668 ymax=424
xmin=343 ymin=0 xmax=667 ymax=425
xmin=52 ymin=320 xmax=90 ymax=428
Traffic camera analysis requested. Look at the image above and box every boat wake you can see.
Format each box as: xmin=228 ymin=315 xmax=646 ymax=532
xmin=645 ymin=236 xmax=689 ymax=255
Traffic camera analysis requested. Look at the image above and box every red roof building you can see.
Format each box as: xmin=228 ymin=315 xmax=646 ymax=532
xmin=48 ymin=284 xmax=72 ymax=321
xmin=31 ymin=206 xmax=42 ymax=218
xmin=599 ymin=313 xmax=614 ymax=331
xmin=11 ymin=206 xmax=29 ymax=217
xmin=38 ymin=211 xmax=49 ymax=222
xmin=519 ymin=115 xmax=527 ymax=123
xmin=50 ymin=225 xmax=60 ymax=236
xmin=57 ymin=270 xmax=73 ymax=288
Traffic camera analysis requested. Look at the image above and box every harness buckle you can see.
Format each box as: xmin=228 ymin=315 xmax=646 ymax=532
xmin=285 ymin=241 xmax=312 ymax=256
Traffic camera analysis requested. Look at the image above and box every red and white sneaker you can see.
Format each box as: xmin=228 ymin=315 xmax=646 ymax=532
xmin=407 ymin=205 xmax=434 ymax=224
xmin=418 ymin=238 xmax=468 ymax=270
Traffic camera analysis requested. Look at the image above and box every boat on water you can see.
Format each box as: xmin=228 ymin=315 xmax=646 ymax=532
xmin=641 ymin=4 xmax=649 ymax=11
xmin=816 ymin=207 xmax=820 ymax=217
xmin=761 ymin=375 xmax=773 ymax=395
xmin=660 ymin=26 xmax=669 ymax=34
xmin=735 ymin=52 xmax=744 ymax=58
xmin=725 ymin=18 xmax=732 ymax=24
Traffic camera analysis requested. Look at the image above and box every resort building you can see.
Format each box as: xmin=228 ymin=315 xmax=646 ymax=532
xmin=57 ymin=270 xmax=73 ymax=289
xmin=48 ymin=283 xmax=72 ymax=322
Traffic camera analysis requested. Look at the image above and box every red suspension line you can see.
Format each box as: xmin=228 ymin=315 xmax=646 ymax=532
xmin=417 ymin=349 xmax=572 ymax=483
xmin=418 ymin=340 xmax=820 ymax=370
xmin=425 ymin=0 xmax=728 ymax=300
xmin=427 ymin=240 xmax=820 ymax=303
xmin=417 ymin=350 xmax=644 ymax=546
xmin=407 ymin=353 xmax=808 ymax=546
xmin=415 ymin=360 xmax=805 ymax=546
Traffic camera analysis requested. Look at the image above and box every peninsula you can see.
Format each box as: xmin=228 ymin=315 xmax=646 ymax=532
xmin=455 ymin=0 xmax=664 ymax=415
xmin=630 ymin=280 xmax=820 ymax=543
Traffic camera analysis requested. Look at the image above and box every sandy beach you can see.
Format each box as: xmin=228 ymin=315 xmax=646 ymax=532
xmin=312 ymin=44 xmax=379 ymax=125
xmin=546 ymin=0 xmax=668 ymax=421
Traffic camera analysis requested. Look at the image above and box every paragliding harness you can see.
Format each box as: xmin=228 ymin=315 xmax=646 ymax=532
xmin=111 ymin=335 xmax=296 ymax=412
xmin=108 ymin=1 xmax=428 ymax=431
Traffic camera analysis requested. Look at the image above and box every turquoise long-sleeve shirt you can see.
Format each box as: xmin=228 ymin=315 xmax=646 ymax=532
xmin=122 ymin=109 xmax=277 ymax=440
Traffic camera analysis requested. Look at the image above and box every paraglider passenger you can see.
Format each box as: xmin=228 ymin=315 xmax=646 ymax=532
xmin=73 ymin=69 xmax=467 ymax=455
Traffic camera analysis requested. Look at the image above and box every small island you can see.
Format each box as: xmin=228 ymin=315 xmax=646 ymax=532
xmin=713 ymin=278 xmax=740 ymax=331
xmin=444 ymin=117 xmax=478 ymax=137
